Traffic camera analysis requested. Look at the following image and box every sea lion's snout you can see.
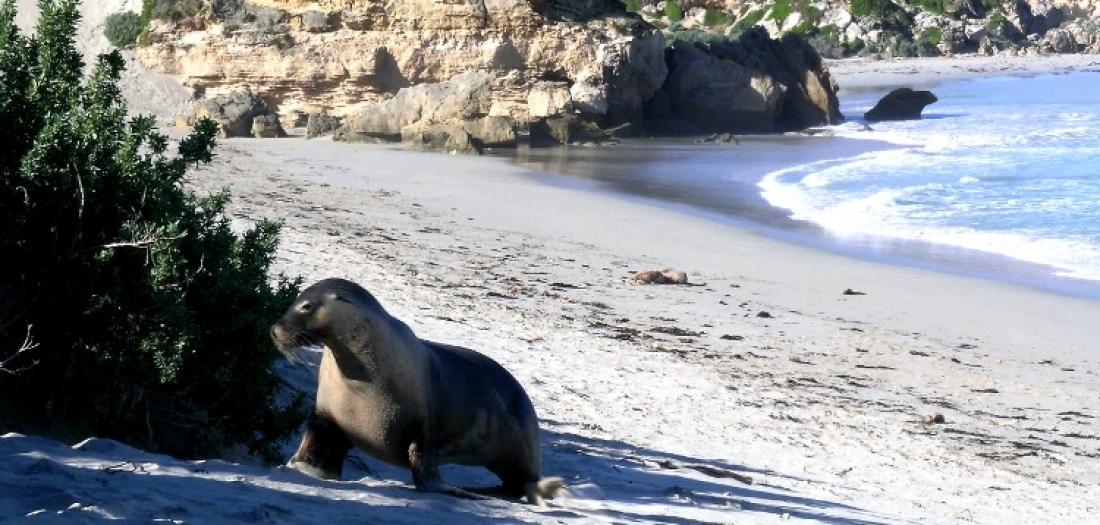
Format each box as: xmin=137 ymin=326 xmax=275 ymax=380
xmin=271 ymin=295 xmax=328 ymax=362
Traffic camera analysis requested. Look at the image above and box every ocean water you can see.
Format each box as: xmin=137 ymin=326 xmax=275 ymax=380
xmin=760 ymin=72 xmax=1100 ymax=283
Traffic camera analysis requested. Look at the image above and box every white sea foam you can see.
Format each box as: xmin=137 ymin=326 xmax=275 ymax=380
xmin=761 ymin=72 xmax=1100 ymax=282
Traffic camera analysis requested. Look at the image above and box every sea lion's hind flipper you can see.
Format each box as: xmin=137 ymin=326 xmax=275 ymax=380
xmin=524 ymin=477 xmax=567 ymax=506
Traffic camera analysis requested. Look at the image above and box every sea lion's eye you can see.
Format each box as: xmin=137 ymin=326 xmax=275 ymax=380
xmin=297 ymin=301 xmax=313 ymax=313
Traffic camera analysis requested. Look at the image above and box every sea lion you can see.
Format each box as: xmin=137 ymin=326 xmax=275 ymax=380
xmin=631 ymin=268 xmax=689 ymax=285
xmin=271 ymin=278 xmax=564 ymax=505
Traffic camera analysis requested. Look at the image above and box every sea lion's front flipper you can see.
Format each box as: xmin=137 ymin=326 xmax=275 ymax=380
xmin=288 ymin=412 xmax=352 ymax=480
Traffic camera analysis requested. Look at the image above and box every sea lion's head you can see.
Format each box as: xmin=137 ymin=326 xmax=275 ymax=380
xmin=271 ymin=278 xmax=379 ymax=360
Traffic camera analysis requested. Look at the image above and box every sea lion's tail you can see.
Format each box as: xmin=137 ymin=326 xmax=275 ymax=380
xmin=525 ymin=477 xmax=567 ymax=506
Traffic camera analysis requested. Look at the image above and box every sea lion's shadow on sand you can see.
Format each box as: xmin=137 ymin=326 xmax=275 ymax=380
xmin=327 ymin=420 xmax=887 ymax=524
xmin=277 ymin=355 xmax=885 ymax=523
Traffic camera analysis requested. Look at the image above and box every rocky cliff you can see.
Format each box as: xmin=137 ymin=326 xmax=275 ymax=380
xmin=139 ymin=0 xmax=669 ymax=128
xmin=139 ymin=0 xmax=843 ymax=145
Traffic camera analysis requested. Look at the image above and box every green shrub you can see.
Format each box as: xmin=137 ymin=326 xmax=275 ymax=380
xmin=850 ymin=0 xmax=894 ymax=19
xmin=149 ymin=0 xmax=203 ymax=22
xmin=844 ymin=37 xmax=866 ymax=54
xmin=0 ymin=0 xmax=302 ymax=461
xmin=734 ymin=8 xmax=765 ymax=31
xmin=771 ymin=0 xmax=793 ymax=21
xmin=799 ymin=4 xmax=823 ymax=24
xmin=622 ymin=0 xmax=641 ymax=13
xmin=920 ymin=26 xmax=943 ymax=46
xmin=103 ymin=11 xmax=142 ymax=48
xmin=902 ymin=0 xmax=948 ymax=15
xmin=986 ymin=12 xmax=1007 ymax=31
xmin=703 ymin=9 xmax=731 ymax=27
xmin=806 ymin=25 xmax=845 ymax=57
xmin=665 ymin=0 xmax=683 ymax=22
xmin=808 ymin=31 xmax=843 ymax=58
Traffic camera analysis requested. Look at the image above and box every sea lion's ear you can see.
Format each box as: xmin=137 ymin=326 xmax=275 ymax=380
xmin=330 ymin=292 xmax=352 ymax=304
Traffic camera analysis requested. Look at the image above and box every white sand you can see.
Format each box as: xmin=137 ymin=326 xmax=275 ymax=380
xmin=3 ymin=3 xmax=1099 ymax=522
xmin=828 ymin=53 xmax=1100 ymax=91
xmin=15 ymin=0 xmax=192 ymax=122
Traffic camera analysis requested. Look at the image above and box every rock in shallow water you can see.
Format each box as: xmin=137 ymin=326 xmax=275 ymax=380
xmin=864 ymin=88 xmax=938 ymax=122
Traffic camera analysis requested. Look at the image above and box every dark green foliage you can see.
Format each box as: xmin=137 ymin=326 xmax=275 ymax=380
xmin=844 ymin=37 xmax=866 ymax=55
xmin=920 ymin=26 xmax=943 ymax=46
xmin=0 ymin=0 xmax=303 ymax=462
xmin=850 ymin=0 xmax=894 ymax=19
xmin=734 ymin=8 xmax=765 ymax=31
xmin=703 ymin=9 xmax=730 ymax=27
xmin=902 ymin=0 xmax=948 ymax=16
xmin=103 ymin=11 xmax=141 ymax=48
xmin=986 ymin=11 xmax=1007 ymax=31
xmin=807 ymin=25 xmax=844 ymax=58
xmin=665 ymin=0 xmax=683 ymax=22
xmin=621 ymin=0 xmax=640 ymax=13
xmin=850 ymin=0 xmax=914 ymax=37
xmin=769 ymin=0 xmax=822 ymax=24
xmin=148 ymin=0 xmax=204 ymax=22
xmin=771 ymin=0 xmax=793 ymax=21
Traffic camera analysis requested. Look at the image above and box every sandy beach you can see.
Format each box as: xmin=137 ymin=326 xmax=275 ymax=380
xmin=3 ymin=3 xmax=1099 ymax=517
xmin=828 ymin=53 xmax=1100 ymax=91
xmin=156 ymin=121 xmax=1097 ymax=523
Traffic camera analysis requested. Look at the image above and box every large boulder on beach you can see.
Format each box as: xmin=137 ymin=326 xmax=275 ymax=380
xmin=527 ymin=81 xmax=573 ymax=118
xmin=459 ymin=116 xmax=516 ymax=149
xmin=646 ymin=29 xmax=842 ymax=133
xmin=399 ymin=116 xmax=516 ymax=154
xmin=178 ymin=90 xmax=281 ymax=138
xmin=648 ymin=41 xmax=785 ymax=133
xmin=401 ymin=123 xmax=478 ymax=154
xmin=306 ymin=112 xmax=341 ymax=139
xmin=529 ymin=115 xmax=615 ymax=146
xmin=334 ymin=71 xmax=494 ymax=142
xmin=864 ymin=88 xmax=938 ymax=122
xmin=1044 ymin=28 xmax=1079 ymax=53
xmin=251 ymin=114 xmax=285 ymax=138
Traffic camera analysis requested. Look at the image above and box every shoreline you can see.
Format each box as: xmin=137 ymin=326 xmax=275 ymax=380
xmin=178 ymin=133 xmax=1098 ymax=523
xmin=497 ymin=127 xmax=1100 ymax=301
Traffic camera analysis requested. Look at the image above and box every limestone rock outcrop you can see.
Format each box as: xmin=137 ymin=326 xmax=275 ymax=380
xmin=177 ymin=89 xmax=283 ymax=138
xmin=333 ymin=71 xmax=493 ymax=142
xmin=864 ymin=88 xmax=937 ymax=122
xmin=144 ymin=1 xmax=845 ymax=151
xmin=305 ymin=112 xmax=341 ymax=138
xmin=139 ymin=0 xmax=669 ymax=129
xmin=647 ymin=28 xmax=842 ymax=133
xmin=648 ymin=41 xmax=784 ymax=133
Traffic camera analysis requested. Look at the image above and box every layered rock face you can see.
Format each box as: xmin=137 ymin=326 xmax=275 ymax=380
xmin=138 ymin=0 xmax=669 ymax=127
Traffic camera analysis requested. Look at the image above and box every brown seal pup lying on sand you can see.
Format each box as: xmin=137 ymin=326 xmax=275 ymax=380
xmin=271 ymin=278 xmax=564 ymax=505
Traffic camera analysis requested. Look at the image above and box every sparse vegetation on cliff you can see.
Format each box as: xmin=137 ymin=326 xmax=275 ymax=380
xmin=0 ymin=0 xmax=302 ymax=461
xmin=103 ymin=11 xmax=141 ymax=48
